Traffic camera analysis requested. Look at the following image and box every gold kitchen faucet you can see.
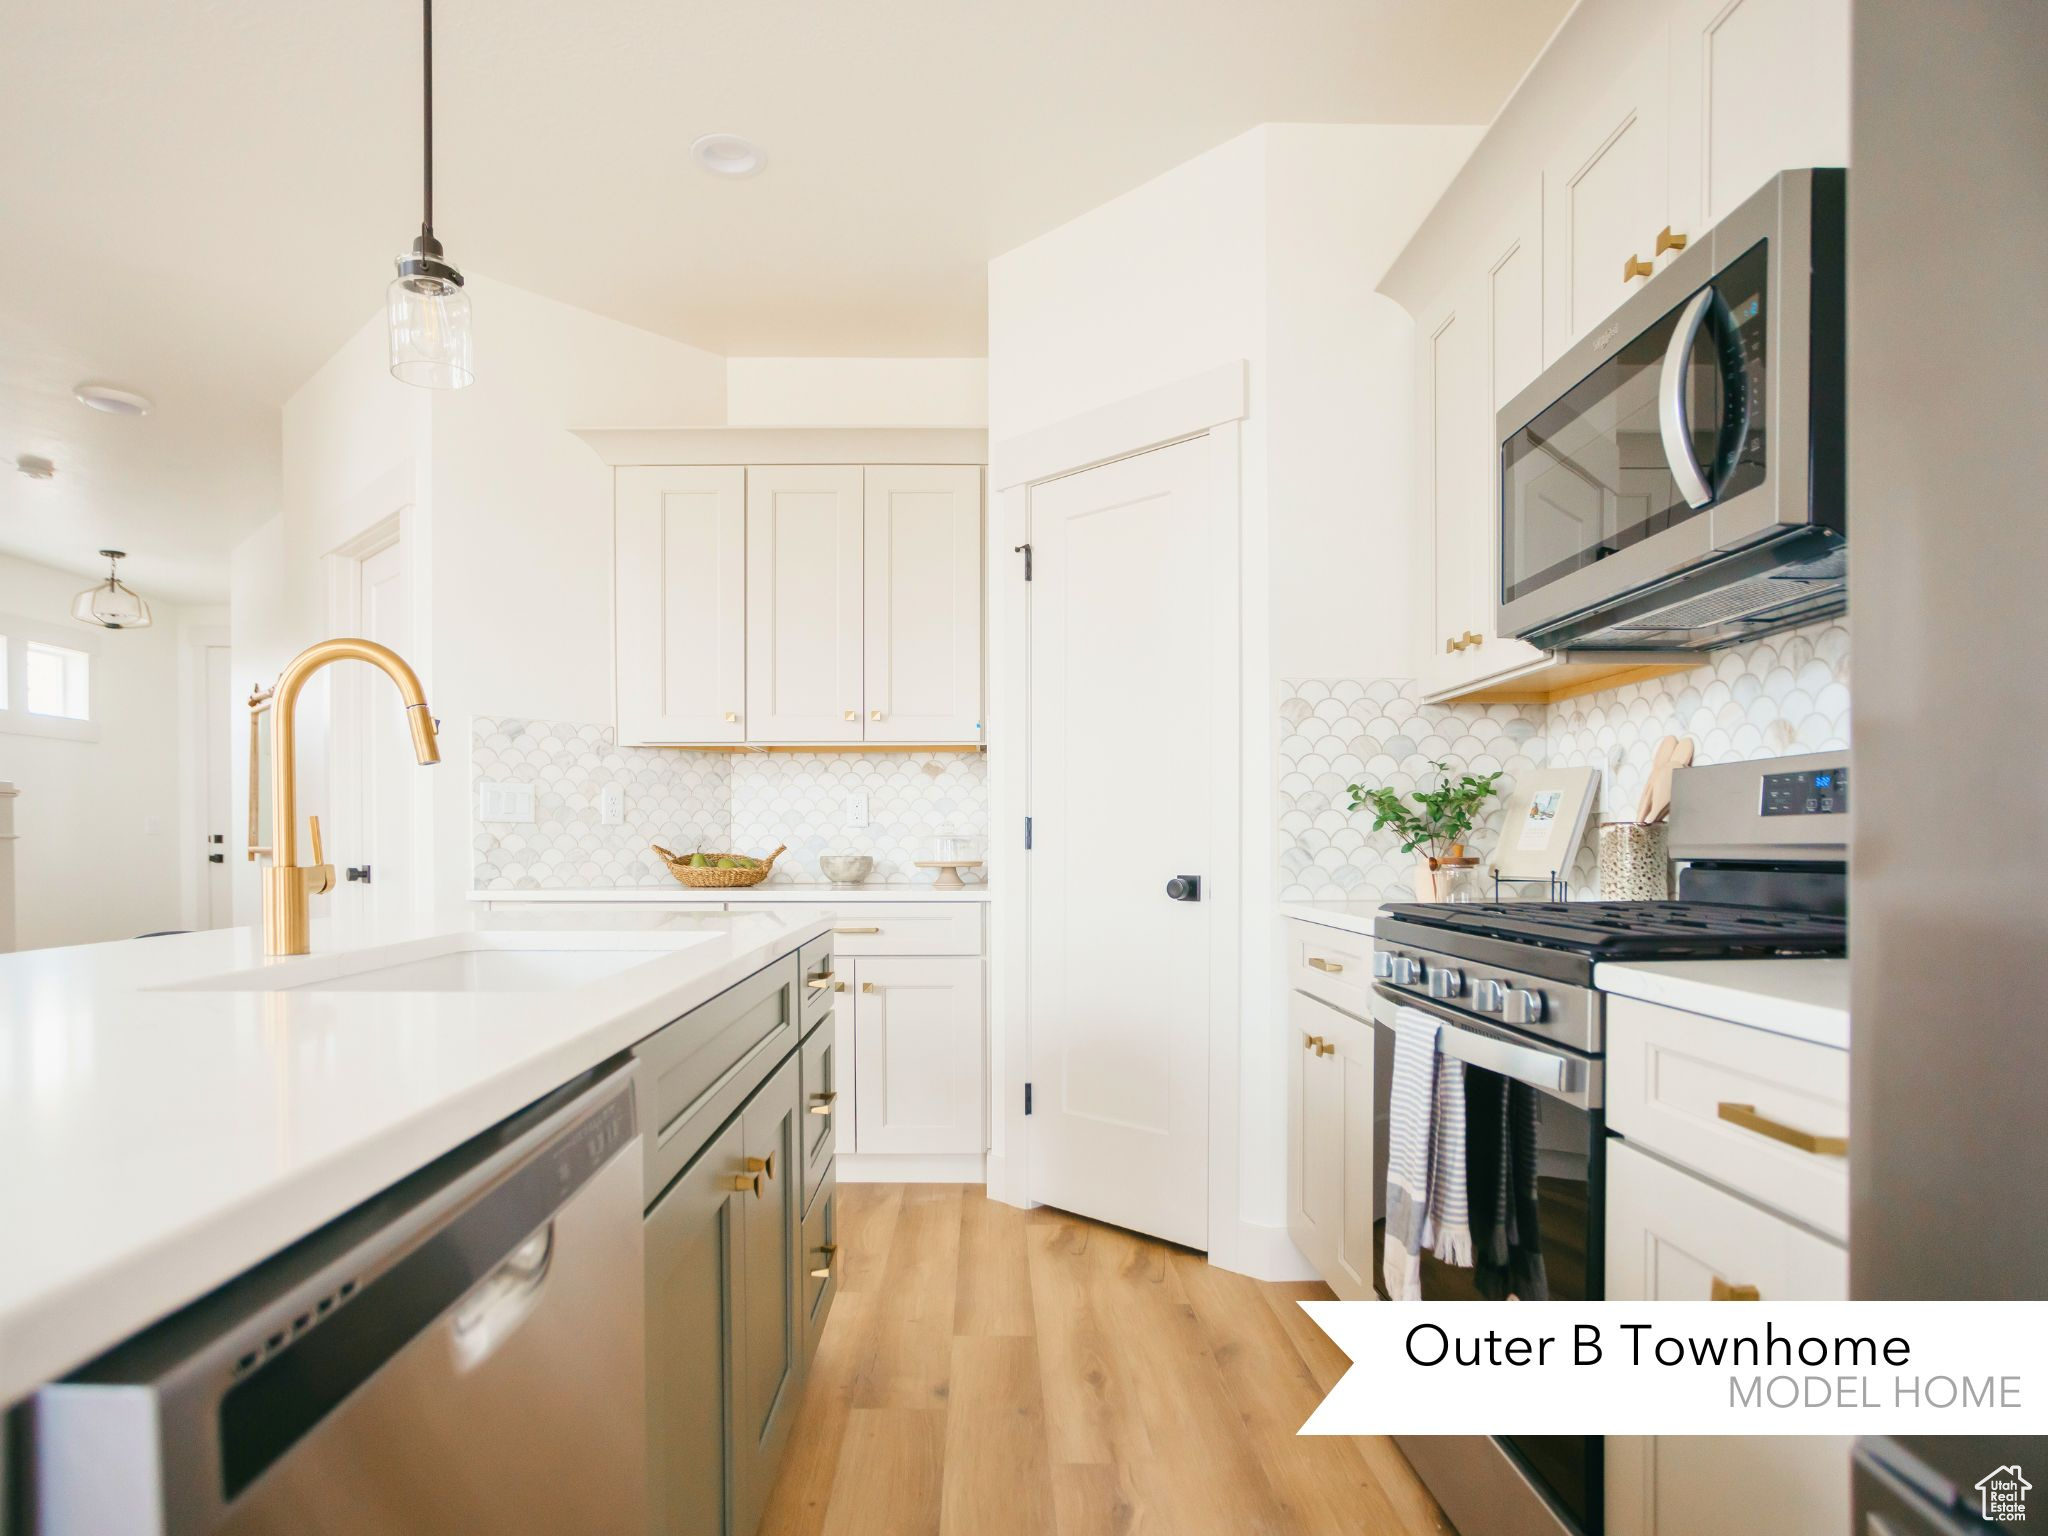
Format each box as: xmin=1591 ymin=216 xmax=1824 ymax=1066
xmin=261 ymin=638 xmax=439 ymax=955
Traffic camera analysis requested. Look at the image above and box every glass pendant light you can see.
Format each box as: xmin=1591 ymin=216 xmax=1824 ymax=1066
xmin=389 ymin=0 xmax=473 ymax=388
xmin=71 ymin=550 xmax=153 ymax=629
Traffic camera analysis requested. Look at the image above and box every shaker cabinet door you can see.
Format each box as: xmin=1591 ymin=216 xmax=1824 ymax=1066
xmin=734 ymin=1051 xmax=805 ymax=1536
xmin=746 ymin=464 xmax=866 ymax=742
xmin=1286 ymin=990 xmax=1340 ymax=1279
xmin=616 ymin=466 xmax=746 ymax=745
xmin=863 ymin=465 xmax=983 ymax=743
xmin=851 ymin=956 xmax=986 ymax=1155
xmin=645 ymin=1116 xmax=747 ymax=1536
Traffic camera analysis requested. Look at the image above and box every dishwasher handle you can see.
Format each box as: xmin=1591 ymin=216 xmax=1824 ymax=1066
xmin=450 ymin=1221 xmax=555 ymax=1372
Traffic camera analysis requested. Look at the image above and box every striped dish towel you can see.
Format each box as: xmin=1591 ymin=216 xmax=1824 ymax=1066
xmin=1383 ymin=1007 xmax=1441 ymax=1299
xmin=1428 ymin=1034 xmax=1472 ymax=1269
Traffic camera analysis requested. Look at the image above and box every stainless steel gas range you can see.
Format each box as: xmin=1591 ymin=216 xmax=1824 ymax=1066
xmin=1369 ymin=752 xmax=1850 ymax=1536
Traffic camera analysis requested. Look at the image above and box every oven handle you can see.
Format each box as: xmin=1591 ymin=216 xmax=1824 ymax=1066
xmin=1372 ymin=984 xmax=1602 ymax=1110
xmin=1658 ymin=285 xmax=1720 ymax=510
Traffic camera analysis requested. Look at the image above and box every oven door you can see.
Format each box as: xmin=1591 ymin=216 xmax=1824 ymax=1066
xmin=1373 ymin=987 xmax=1607 ymax=1536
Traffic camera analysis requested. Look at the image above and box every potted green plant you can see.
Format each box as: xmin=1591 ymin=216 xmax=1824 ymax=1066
xmin=1347 ymin=759 xmax=1505 ymax=900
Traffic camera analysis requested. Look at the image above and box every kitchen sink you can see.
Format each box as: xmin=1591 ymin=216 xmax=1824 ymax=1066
xmin=157 ymin=932 xmax=716 ymax=995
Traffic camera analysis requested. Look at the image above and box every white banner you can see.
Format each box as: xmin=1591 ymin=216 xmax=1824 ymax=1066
xmin=1299 ymin=1302 xmax=2048 ymax=1437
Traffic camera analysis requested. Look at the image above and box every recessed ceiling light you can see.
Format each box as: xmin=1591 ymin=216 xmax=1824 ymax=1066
xmin=15 ymin=454 xmax=56 ymax=480
xmin=74 ymin=382 xmax=154 ymax=417
xmin=691 ymin=132 xmax=766 ymax=178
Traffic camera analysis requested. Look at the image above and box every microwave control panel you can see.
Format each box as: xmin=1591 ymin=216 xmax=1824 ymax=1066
xmin=1760 ymin=765 xmax=1848 ymax=816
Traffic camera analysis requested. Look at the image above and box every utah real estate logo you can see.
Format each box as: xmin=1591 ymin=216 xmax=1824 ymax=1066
xmin=1977 ymin=1464 xmax=2030 ymax=1524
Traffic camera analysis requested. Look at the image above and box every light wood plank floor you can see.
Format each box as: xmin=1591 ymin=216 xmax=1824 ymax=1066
xmin=760 ymin=1184 xmax=1455 ymax=1536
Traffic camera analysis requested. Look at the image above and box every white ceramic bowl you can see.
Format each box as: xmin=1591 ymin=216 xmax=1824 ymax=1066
xmin=819 ymin=854 xmax=874 ymax=887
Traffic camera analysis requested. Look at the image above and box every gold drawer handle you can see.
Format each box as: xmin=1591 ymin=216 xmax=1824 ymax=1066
xmin=1306 ymin=956 xmax=1344 ymax=974
xmin=834 ymin=925 xmax=881 ymax=935
xmin=1716 ymin=1102 xmax=1848 ymax=1157
xmin=809 ymin=1092 xmax=837 ymax=1116
xmin=1623 ymin=253 xmax=1655 ymax=282
xmin=746 ymin=1153 xmax=777 ymax=1181
xmin=1655 ymin=225 xmax=1688 ymax=256
xmin=806 ymin=973 xmax=836 ymax=990
xmin=1710 ymin=1277 xmax=1761 ymax=1302
xmin=809 ymin=1243 xmax=839 ymax=1280
xmin=729 ymin=1172 xmax=763 ymax=1198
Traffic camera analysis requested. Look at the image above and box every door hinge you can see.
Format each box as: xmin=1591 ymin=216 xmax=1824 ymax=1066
xmin=1024 ymin=1082 xmax=1033 ymax=1116
xmin=1013 ymin=542 xmax=1033 ymax=581
xmin=1024 ymin=816 xmax=1033 ymax=850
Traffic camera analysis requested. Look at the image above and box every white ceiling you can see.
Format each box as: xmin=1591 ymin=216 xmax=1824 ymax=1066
xmin=0 ymin=0 xmax=1568 ymax=602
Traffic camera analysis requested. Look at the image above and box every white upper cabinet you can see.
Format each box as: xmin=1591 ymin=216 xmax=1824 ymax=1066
xmin=1544 ymin=35 xmax=1673 ymax=360
xmin=1668 ymin=0 xmax=1851 ymax=237
xmin=745 ymin=465 xmax=867 ymax=743
xmin=862 ymin=466 xmax=983 ymax=743
xmin=615 ymin=467 xmax=746 ymax=744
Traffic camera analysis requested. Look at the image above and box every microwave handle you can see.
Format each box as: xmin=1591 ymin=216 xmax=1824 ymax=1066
xmin=1658 ymin=286 xmax=1720 ymax=510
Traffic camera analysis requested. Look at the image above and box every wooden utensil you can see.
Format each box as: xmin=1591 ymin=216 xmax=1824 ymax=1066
xmin=1642 ymin=736 xmax=1694 ymax=824
xmin=1636 ymin=736 xmax=1679 ymax=824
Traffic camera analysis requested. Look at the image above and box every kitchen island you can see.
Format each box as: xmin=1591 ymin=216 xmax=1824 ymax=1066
xmin=0 ymin=908 xmax=831 ymax=1408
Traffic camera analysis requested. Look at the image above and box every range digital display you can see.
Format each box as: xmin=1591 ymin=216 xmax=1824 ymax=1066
xmin=1761 ymin=766 xmax=1849 ymax=816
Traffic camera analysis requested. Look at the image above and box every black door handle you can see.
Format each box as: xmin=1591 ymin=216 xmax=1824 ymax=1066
xmin=207 ymin=853 xmax=225 ymax=864
xmin=346 ymin=865 xmax=373 ymax=884
xmin=1165 ymin=875 xmax=1202 ymax=903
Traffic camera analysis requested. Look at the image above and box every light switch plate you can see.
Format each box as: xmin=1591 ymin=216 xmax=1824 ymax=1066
xmin=479 ymin=781 xmax=536 ymax=824
xmin=844 ymin=791 xmax=870 ymax=830
xmin=600 ymin=785 xmax=626 ymax=826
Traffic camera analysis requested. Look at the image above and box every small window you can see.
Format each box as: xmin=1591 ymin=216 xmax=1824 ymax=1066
xmin=25 ymin=640 xmax=91 ymax=720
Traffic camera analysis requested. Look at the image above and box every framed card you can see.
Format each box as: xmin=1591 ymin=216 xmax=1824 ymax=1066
xmin=1488 ymin=766 xmax=1598 ymax=883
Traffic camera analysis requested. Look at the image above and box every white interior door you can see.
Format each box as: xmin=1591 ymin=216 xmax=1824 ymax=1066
xmin=1026 ymin=438 xmax=1214 ymax=1250
xmin=862 ymin=465 xmax=983 ymax=743
xmin=745 ymin=465 xmax=864 ymax=742
xmin=344 ymin=539 xmax=415 ymax=938
xmin=201 ymin=644 xmax=232 ymax=926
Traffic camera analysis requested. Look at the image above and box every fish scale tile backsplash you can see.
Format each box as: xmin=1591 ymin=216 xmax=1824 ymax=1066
xmin=471 ymin=717 xmax=988 ymax=890
xmin=1279 ymin=618 xmax=1850 ymax=903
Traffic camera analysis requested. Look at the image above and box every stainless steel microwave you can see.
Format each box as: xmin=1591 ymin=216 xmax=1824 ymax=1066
xmin=1497 ymin=168 xmax=1845 ymax=651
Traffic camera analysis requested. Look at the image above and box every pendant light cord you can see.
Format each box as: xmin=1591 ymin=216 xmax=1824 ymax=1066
xmin=422 ymin=0 xmax=434 ymax=239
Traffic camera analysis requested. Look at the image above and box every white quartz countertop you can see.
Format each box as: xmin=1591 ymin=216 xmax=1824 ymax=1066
xmin=0 ymin=909 xmax=831 ymax=1408
xmin=471 ymin=883 xmax=988 ymax=904
xmin=1278 ymin=900 xmax=1382 ymax=938
xmin=1594 ymin=957 xmax=1850 ymax=1049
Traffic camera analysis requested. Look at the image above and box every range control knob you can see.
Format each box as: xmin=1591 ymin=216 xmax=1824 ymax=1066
xmin=1504 ymin=988 xmax=1546 ymax=1025
xmin=1427 ymin=967 xmax=1464 ymax=1000
xmin=1470 ymin=979 xmax=1507 ymax=1013
xmin=1371 ymin=951 xmax=1395 ymax=980
xmin=1390 ymin=957 xmax=1424 ymax=986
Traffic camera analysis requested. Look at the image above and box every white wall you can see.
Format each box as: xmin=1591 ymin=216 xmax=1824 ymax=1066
xmin=725 ymin=357 xmax=986 ymax=427
xmin=0 ymin=552 xmax=218 ymax=947
xmin=986 ymin=122 xmax=1477 ymax=1273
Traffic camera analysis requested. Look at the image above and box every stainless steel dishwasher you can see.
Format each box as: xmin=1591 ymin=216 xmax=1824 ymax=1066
xmin=29 ymin=1060 xmax=646 ymax=1535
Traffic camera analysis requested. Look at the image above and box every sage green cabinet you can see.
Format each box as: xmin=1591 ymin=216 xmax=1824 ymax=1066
xmin=734 ymin=1052 xmax=803 ymax=1536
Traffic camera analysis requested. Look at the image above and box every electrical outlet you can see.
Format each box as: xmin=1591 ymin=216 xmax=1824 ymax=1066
xmin=844 ymin=791 xmax=870 ymax=830
xmin=600 ymin=785 xmax=626 ymax=826
xmin=478 ymin=781 xmax=536 ymax=824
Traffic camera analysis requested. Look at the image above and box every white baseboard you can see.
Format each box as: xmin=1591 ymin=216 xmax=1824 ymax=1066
xmin=1209 ymin=1219 xmax=1322 ymax=1283
xmin=836 ymin=1152 xmax=988 ymax=1184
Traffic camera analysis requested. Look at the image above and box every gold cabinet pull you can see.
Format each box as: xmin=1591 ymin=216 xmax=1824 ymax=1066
xmin=723 ymin=710 xmax=739 ymax=722
xmin=1445 ymin=631 xmax=1485 ymax=654
xmin=1306 ymin=956 xmax=1344 ymax=974
xmin=746 ymin=1153 xmax=777 ymax=1181
xmin=1716 ymin=1102 xmax=1848 ymax=1157
xmin=1655 ymin=225 xmax=1688 ymax=256
xmin=844 ymin=709 xmax=857 ymax=721
xmin=861 ymin=981 xmax=875 ymax=993
xmin=729 ymin=1172 xmax=763 ymax=1197
xmin=834 ymin=925 xmax=881 ymax=935
xmin=1623 ymin=253 xmax=1655 ymax=282
xmin=1710 ymin=1277 xmax=1761 ymax=1302
xmin=809 ymin=1243 xmax=839 ymax=1280
xmin=832 ymin=981 xmax=847 ymax=992
xmin=809 ymin=1092 xmax=838 ymax=1116
xmin=1314 ymin=1038 xmax=1337 ymax=1058
xmin=1302 ymin=1032 xmax=1323 ymax=1052
xmin=870 ymin=709 xmax=883 ymax=721
xmin=806 ymin=973 xmax=836 ymax=990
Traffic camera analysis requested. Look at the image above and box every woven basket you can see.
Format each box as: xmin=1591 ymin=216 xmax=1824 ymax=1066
xmin=652 ymin=843 xmax=787 ymax=889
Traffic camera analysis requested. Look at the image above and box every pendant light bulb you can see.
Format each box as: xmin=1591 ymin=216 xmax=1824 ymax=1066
xmin=71 ymin=550 xmax=154 ymax=630
xmin=389 ymin=0 xmax=473 ymax=388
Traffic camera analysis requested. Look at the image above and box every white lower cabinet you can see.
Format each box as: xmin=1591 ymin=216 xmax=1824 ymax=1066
xmin=850 ymin=954 xmax=986 ymax=1155
xmin=1605 ymin=1138 xmax=1851 ymax=1536
xmin=1286 ymin=989 xmax=1379 ymax=1301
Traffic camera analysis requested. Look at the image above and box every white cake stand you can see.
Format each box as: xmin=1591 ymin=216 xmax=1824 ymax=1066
xmin=913 ymin=859 xmax=984 ymax=891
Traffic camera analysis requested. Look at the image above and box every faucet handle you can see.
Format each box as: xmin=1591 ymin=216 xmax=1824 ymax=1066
xmin=308 ymin=814 xmax=324 ymax=866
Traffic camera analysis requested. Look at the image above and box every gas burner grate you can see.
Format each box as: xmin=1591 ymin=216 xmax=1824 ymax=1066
xmin=1377 ymin=900 xmax=1847 ymax=960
